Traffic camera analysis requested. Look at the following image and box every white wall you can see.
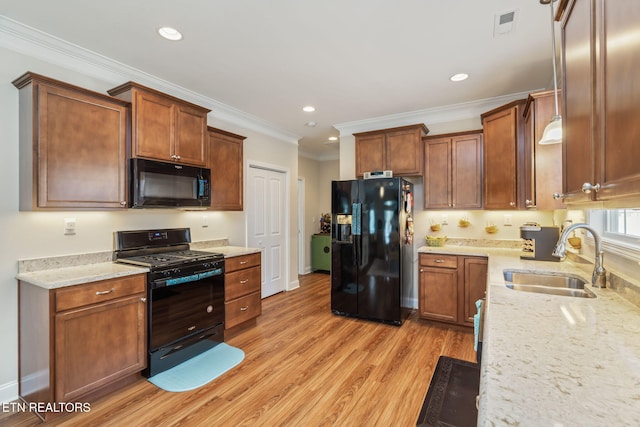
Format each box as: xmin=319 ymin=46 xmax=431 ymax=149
xmin=298 ymin=157 xmax=339 ymax=273
xmin=0 ymin=46 xmax=299 ymax=402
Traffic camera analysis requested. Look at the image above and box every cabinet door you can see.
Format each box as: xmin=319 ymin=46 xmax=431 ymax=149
xmin=209 ymin=129 xmax=244 ymax=210
xmin=598 ymin=0 xmax=640 ymax=200
xmin=418 ymin=266 xmax=458 ymax=323
xmin=385 ymin=128 xmax=423 ymax=175
xmin=175 ymin=103 xmax=207 ymax=166
xmin=55 ymin=294 xmax=146 ymax=401
xmin=452 ymin=134 xmax=483 ymax=209
xmin=462 ymin=257 xmax=487 ymax=326
xmin=523 ymin=104 xmax=536 ymax=209
xmin=561 ymin=0 xmax=596 ymax=202
xmin=134 ymin=90 xmax=175 ymax=162
xmin=483 ymin=106 xmax=519 ymax=209
xmin=36 ymin=83 xmax=128 ymax=209
xmin=355 ymin=134 xmax=385 ymax=177
xmin=424 ymin=138 xmax=452 ymax=209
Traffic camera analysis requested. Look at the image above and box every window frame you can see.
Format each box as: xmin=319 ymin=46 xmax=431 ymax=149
xmin=588 ymin=209 xmax=640 ymax=260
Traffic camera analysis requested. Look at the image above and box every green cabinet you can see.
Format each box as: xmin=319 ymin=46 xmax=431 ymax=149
xmin=311 ymin=234 xmax=331 ymax=272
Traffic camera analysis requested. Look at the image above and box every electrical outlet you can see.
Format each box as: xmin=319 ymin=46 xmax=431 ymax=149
xmin=504 ymin=214 xmax=512 ymax=226
xmin=64 ymin=218 xmax=76 ymax=235
xmin=202 ymin=215 xmax=209 ymax=228
xmin=441 ymin=214 xmax=448 ymax=225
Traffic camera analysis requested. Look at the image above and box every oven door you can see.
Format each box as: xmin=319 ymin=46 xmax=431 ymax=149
xmin=149 ymin=272 xmax=224 ymax=351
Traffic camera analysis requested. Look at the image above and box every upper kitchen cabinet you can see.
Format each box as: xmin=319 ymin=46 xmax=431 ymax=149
xmin=208 ymin=127 xmax=246 ymax=210
xmin=522 ymin=90 xmax=565 ymax=210
xmin=560 ymin=0 xmax=640 ymax=203
xmin=423 ymin=131 xmax=483 ymax=210
xmin=108 ymin=82 xmax=210 ymax=167
xmin=354 ymin=124 xmax=429 ymax=177
xmin=12 ymin=72 xmax=129 ymax=210
xmin=481 ymin=100 xmax=526 ymax=210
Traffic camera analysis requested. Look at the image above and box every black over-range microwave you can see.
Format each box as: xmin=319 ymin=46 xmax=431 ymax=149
xmin=130 ymin=158 xmax=210 ymax=208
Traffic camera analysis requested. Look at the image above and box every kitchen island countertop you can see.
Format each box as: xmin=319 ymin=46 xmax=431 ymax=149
xmin=418 ymin=245 xmax=640 ymax=426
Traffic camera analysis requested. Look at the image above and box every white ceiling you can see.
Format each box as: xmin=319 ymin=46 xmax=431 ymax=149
xmin=0 ymin=0 xmax=558 ymax=159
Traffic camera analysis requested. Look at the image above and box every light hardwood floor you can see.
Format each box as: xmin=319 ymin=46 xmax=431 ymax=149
xmin=2 ymin=273 xmax=475 ymax=426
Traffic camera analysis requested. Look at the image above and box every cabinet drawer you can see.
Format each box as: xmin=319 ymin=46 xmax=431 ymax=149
xmin=225 ymin=252 xmax=261 ymax=273
xmin=225 ymin=291 xmax=261 ymax=329
xmin=55 ymin=274 xmax=146 ymax=312
xmin=225 ymin=266 xmax=261 ymax=301
xmin=419 ymin=254 xmax=458 ymax=269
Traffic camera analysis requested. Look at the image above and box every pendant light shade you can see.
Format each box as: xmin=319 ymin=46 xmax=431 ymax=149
xmin=539 ymin=115 xmax=562 ymax=145
xmin=539 ymin=0 xmax=562 ymax=145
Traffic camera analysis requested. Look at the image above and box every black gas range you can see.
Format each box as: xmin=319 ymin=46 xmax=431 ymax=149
xmin=114 ymin=228 xmax=226 ymax=378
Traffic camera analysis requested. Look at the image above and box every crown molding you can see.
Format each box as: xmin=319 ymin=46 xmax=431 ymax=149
xmin=334 ymin=90 xmax=538 ymax=136
xmin=0 ymin=15 xmax=300 ymax=145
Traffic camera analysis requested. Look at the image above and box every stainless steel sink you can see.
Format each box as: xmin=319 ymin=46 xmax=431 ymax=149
xmin=503 ymin=269 xmax=596 ymax=298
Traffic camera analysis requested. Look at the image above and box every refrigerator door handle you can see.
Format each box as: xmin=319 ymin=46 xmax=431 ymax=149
xmin=352 ymin=202 xmax=362 ymax=266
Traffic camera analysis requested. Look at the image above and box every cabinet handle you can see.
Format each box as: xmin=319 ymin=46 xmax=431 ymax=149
xmin=171 ymin=154 xmax=177 ymax=160
xmin=434 ymin=259 xmax=445 ymax=263
xmin=175 ymin=155 xmax=181 ymax=160
xmin=239 ymin=260 xmax=249 ymax=265
xmin=553 ymin=192 xmax=566 ymax=199
xmin=240 ymin=306 xmax=249 ymax=311
xmin=509 ymin=201 xmax=516 ymax=207
xmin=120 ymin=201 xmax=127 ymax=206
xmin=140 ymin=297 xmax=147 ymax=303
xmin=240 ymin=279 xmax=249 ymax=284
xmin=96 ymin=288 xmax=115 ymax=295
xmin=582 ymin=182 xmax=601 ymax=194
xmin=419 ymin=268 xmax=424 ymax=272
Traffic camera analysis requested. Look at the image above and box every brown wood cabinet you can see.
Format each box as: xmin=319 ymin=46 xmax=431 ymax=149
xmin=224 ymin=252 xmax=262 ymax=330
xmin=481 ymin=100 xmax=526 ymax=210
xmin=354 ymin=124 xmax=429 ymax=177
xmin=418 ymin=253 xmax=487 ymax=327
xmin=108 ymin=82 xmax=210 ymax=167
xmin=523 ymin=90 xmax=565 ymax=210
xmin=560 ymin=0 xmax=640 ymax=204
xmin=208 ymin=127 xmax=246 ymax=210
xmin=19 ymin=274 xmax=146 ymax=420
xmin=12 ymin=72 xmax=129 ymax=210
xmin=423 ymin=131 xmax=483 ymax=209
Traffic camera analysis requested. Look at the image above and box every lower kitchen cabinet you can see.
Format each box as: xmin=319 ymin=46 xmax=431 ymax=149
xmin=19 ymin=274 xmax=146 ymax=420
xmin=224 ymin=252 xmax=262 ymax=330
xmin=418 ymin=253 xmax=487 ymax=327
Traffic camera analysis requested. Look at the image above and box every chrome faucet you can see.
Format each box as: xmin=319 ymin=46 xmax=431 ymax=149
xmin=552 ymin=223 xmax=607 ymax=288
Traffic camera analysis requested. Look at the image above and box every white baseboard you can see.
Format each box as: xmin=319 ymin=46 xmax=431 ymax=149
xmin=288 ymin=279 xmax=300 ymax=291
xmin=0 ymin=380 xmax=18 ymax=404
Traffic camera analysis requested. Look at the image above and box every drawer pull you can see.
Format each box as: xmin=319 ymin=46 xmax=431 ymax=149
xmin=140 ymin=297 xmax=147 ymax=303
xmin=239 ymin=260 xmax=249 ymax=265
xmin=240 ymin=306 xmax=249 ymax=311
xmin=434 ymin=259 xmax=445 ymax=263
xmin=95 ymin=288 xmax=115 ymax=295
xmin=240 ymin=279 xmax=249 ymax=284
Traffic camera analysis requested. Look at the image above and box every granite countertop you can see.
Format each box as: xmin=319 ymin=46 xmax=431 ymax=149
xmin=418 ymin=245 xmax=640 ymax=426
xmin=17 ymin=245 xmax=262 ymax=290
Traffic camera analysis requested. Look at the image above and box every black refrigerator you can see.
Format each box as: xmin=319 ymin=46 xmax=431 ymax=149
xmin=330 ymin=178 xmax=414 ymax=325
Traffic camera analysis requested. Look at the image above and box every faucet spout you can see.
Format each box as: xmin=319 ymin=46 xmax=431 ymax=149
xmin=553 ymin=223 xmax=607 ymax=288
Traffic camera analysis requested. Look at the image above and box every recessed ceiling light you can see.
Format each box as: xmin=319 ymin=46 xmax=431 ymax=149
xmin=450 ymin=73 xmax=469 ymax=82
xmin=328 ymin=136 xmax=338 ymax=141
xmin=302 ymin=106 xmax=316 ymax=113
xmin=158 ymin=27 xmax=183 ymax=41
xmin=305 ymin=121 xmax=317 ymax=127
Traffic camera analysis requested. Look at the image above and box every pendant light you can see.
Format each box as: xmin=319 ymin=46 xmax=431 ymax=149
xmin=539 ymin=0 xmax=562 ymax=145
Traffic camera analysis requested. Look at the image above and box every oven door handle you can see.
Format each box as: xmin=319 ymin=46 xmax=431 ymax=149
xmin=154 ymin=268 xmax=224 ymax=288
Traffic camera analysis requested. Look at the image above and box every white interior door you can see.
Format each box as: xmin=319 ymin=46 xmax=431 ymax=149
xmin=247 ymin=165 xmax=287 ymax=298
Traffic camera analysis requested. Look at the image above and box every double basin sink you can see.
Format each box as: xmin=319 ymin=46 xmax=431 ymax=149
xmin=504 ymin=269 xmax=596 ymax=298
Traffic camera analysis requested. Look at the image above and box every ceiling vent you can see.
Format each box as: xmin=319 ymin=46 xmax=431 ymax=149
xmin=494 ymin=9 xmax=518 ymax=36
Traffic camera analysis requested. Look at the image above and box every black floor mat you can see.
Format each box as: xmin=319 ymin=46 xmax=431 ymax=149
xmin=416 ymin=356 xmax=480 ymax=427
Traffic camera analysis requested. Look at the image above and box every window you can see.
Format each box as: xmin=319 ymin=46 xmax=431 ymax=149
xmin=604 ymin=209 xmax=640 ymax=245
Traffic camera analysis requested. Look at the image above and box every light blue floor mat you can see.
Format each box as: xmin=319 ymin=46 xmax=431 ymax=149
xmin=148 ymin=343 xmax=245 ymax=392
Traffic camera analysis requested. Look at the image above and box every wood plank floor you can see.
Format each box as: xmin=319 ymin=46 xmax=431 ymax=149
xmin=1 ymin=273 xmax=475 ymax=427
